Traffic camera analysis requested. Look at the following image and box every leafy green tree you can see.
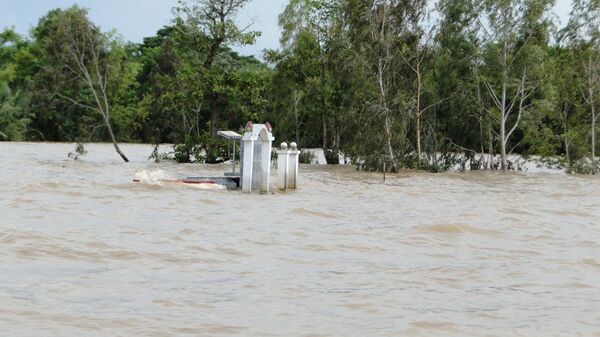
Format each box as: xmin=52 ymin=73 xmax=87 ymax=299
xmin=433 ymin=0 xmax=484 ymax=163
xmin=31 ymin=6 xmax=132 ymax=161
xmin=480 ymin=0 xmax=554 ymax=170
xmin=277 ymin=0 xmax=356 ymax=163
xmin=0 ymin=81 xmax=32 ymax=141
xmin=174 ymin=0 xmax=260 ymax=138
xmin=562 ymin=0 xmax=599 ymax=173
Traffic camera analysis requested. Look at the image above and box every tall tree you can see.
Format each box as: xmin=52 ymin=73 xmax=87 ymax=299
xmin=434 ymin=0 xmax=483 ymax=163
xmin=480 ymin=0 xmax=552 ymax=170
xmin=0 ymin=29 xmax=34 ymax=141
xmin=174 ymin=0 xmax=259 ymax=137
xmin=278 ymin=0 xmax=348 ymax=162
xmin=563 ymin=0 xmax=599 ymax=173
xmin=35 ymin=7 xmax=129 ymax=162
xmin=357 ymin=0 xmax=403 ymax=170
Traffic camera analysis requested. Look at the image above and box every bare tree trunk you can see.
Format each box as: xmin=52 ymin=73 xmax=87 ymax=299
xmin=104 ymin=116 xmax=129 ymax=162
xmin=476 ymin=73 xmax=487 ymax=169
xmin=589 ymin=52 xmax=596 ymax=174
xmin=582 ymin=52 xmax=598 ymax=174
xmin=384 ymin=114 xmax=396 ymax=170
xmin=322 ymin=112 xmax=328 ymax=151
xmin=488 ymin=126 xmax=494 ymax=170
xmin=294 ymin=90 xmax=301 ymax=144
xmin=60 ymin=23 xmax=129 ymax=163
xmin=479 ymin=118 xmax=485 ymax=169
xmin=416 ymin=113 xmax=421 ymax=159
xmin=415 ymin=48 xmax=422 ymax=161
xmin=500 ymin=55 xmax=508 ymax=170
xmin=592 ymin=97 xmax=596 ymax=175
xmin=500 ymin=114 xmax=507 ymax=170
xmin=565 ymin=139 xmax=571 ymax=172
xmin=562 ymin=105 xmax=571 ymax=172
xmin=499 ymin=6 xmax=509 ymax=171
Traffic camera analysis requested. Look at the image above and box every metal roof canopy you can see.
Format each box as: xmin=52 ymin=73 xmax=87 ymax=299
xmin=218 ymin=130 xmax=242 ymax=175
xmin=217 ymin=131 xmax=242 ymax=140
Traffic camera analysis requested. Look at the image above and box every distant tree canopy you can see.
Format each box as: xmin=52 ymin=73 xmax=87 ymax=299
xmin=0 ymin=0 xmax=598 ymax=172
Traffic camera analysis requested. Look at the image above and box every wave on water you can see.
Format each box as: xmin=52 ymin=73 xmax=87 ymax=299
xmin=133 ymin=169 xmax=226 ymax=190
xmin=422 ymin=223 xmax=502 ymax=236
xmin=133 ymin=170 xmax=171 ymax=185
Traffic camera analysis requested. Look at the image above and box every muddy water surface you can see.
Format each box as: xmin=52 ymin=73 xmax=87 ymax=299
xmin=1 ymin=142 xmax=599 ymax=336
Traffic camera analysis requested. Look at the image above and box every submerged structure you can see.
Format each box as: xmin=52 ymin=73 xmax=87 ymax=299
xmin=239 ymin=122 xmax=275 ymax=194
xmin=220 ymin=122 xmax=300 ymax=193
xmin=135 ymin=122 xmax=300 ymax=193
xmin=276 ymin=142 xmax=300 ymax=191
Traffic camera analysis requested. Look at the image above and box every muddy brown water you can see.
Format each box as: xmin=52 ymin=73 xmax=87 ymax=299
xmin=1 ymin=142 xmax=599 ymax=337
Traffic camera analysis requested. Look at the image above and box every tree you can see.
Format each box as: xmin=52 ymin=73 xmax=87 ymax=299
xmin=0 ymin=82 xmax=32 ymax=141
xmin=397 ymin=0 xmax=432 ymax=161
xmin=0 ymin=29 xmax=38 ymax=141
xmin=174 ymin=0 xmax=259 ymax=137
xmin=563 ymin=0 xmax=599 ymax=173
xmin=357 ymin=0 xmax=402 ymax=170
xmin=277 ymin=0 xmax=348 ymax=162
xmin=434 ymin=0 xmax=484 ymax=166
xmin=480 ymin=0 xmax=552 ymax=170
xmin=35 ymin=7 xmax=129 ymax=162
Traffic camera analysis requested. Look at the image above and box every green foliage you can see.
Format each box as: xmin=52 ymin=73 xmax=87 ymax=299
xmin=68 ymin=142 xmax=87 ymax=160
xmin=299 ymin=150 xmax=316 ymax=164
xmin=0 ymin=83 xmax=32 ymax=141
xmin=1 ymin=1 xmax=599 ymax=174
xmin=172 ymin=132 xmax=231 ymax=163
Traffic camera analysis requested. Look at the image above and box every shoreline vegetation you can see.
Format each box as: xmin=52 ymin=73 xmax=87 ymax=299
xmin=0 ymin=0 xmax=598 ymax=174
xmin=2 ymin=141 xmax=588 ymax=176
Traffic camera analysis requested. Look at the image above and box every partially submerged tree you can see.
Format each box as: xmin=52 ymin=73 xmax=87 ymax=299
xmin=563 ymin=0 xmax=599 ymax=174
xmin=480 ymin=0 xmax=552 ymax=170
xmin=36 ymin=6 xmax=129 ymax=162
xmin=360 ymin=0 xmax=402 ymax=170
xmin=277 ymin=0 xmax=349 ymax=163
xmin=435 ymin=0 xmax=484 ymax=165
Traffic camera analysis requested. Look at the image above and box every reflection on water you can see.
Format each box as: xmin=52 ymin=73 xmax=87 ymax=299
xmin=1 ymin=142 xmax=599 ymax=337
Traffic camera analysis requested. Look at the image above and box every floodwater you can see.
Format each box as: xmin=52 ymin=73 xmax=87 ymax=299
xmin=1 ymin=142 xmax=599 ymax=337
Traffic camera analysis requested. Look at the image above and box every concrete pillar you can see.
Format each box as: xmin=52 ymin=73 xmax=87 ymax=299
xmin=288 ymin=142 xmax=300 ymax=189
xmin=277 ymin=143 xmax=290 ymax=191
xmin=241 ymin=138 xmax=254 ymax=193
xmin=240 ymin=122 xmax=275 ymax=194
xmin=260 ymin=140 xmax=272 ymax=194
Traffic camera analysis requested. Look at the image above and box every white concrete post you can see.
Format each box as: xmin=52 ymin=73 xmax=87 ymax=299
xmin=240 ymin=122 xmax=274 ymax=194
xmin=288 ymin=142 xmax=300 ymax=189
xmin=260 ymin=139 xmax=272 ymax=194
xmin=277 ymin=143 xmax=290 ymax=190
xmin=241 ymin=138 xmax=254 ymax=193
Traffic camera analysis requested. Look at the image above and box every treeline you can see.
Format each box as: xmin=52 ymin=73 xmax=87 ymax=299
xmin=0 ymin=0 xmax=598 ymax=173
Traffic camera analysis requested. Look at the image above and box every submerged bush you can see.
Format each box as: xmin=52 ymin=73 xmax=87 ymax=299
xmin=172 ymin=133 xmax=231 ymax=164
xmin=570 ymin=158 xmax=599 ymax=175
xmin=299 ymin=150 xmax=315 ymax=164
xmin=68 ymin=142 xmax=87 ymax=160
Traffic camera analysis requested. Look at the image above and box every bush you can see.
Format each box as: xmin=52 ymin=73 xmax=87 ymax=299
xmin=68 ymin=142 xmax=87 ymax=160
xmin=299 ymin=150 xmax=315 ymax=164
xmin=172 ymin=133 xmax=231 ymax=164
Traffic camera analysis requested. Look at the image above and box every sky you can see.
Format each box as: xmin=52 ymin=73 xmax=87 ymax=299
xmin=1 ymin=0 xmax=574 ymax=58
xmin=0 ymin=0 xmax=288 ymax=57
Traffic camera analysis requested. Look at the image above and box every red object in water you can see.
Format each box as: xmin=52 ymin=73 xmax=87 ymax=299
xmin=161 ymin=179 xmax=217 ymax=185
xmin=180 ymin=180 xmax=216 ymax=185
